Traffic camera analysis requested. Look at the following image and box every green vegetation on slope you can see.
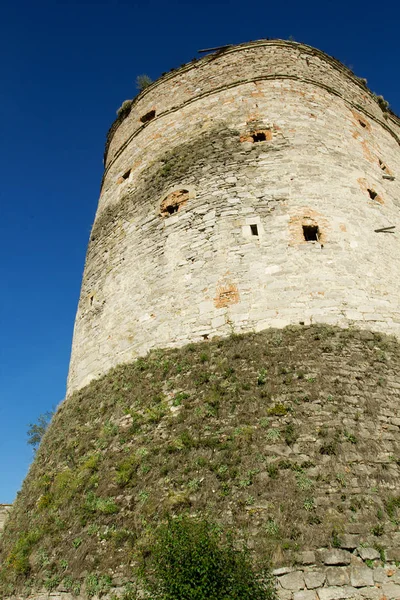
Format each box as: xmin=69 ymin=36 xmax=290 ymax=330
xmin=1 ymin=325 xmax=400 ymax=598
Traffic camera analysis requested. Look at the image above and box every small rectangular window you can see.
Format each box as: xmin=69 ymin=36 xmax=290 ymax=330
xmin=140 ymin=109 xmax=156 ymax=123
xmin=250 ymin=224 xmax=259 ymax=236
xmin=303 ymin=225 xmax=319 ymax=241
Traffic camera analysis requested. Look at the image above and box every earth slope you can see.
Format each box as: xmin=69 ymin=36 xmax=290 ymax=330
xmin=1 ymin=325 xmax=400 ymax=597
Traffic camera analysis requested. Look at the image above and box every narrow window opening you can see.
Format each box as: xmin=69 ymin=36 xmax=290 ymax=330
xmin=89 ymin=294 xmax=94 ymax=306
xmin=122 ymin=169 xmax=131 ymax=180
xmin=166 ymin=204 xmax=179 ymax=215
xmin=140 ymin=109 xmax=156 ymax=124
xmin=252 ymin=132 xmax=266 ymax=142
xmin=250 ymin=224 xmax=259 ymax=236
xmin=367 ymin=188 xmax=378 ymax=200
xmin=359 ymin=119 xmax=367 ymax=128
xmin=379 ymin=159 xmax=387 ymax=172
xmin=303 ymin=224 xmax=319 ymax=242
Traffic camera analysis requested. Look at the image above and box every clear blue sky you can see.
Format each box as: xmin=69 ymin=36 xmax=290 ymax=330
xmin=1 ymin=0 xmax=399 ymax=503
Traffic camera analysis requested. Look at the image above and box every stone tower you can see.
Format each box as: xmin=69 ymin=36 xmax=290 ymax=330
xmin=67 ymin=39 xmax=400 ymax=394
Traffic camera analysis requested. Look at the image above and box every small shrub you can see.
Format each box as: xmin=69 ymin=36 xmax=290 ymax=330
xmin=266 ymin=428 xmax=281 ymax=442
xmin=296 ymin=473 xmax=314 ymax=491
xmin=267 ymin=404 xmax=287 ymax=417
xmin=63 ymin=576 xmax=81 ymax=595
xmin=266 ymin=464 xmax=278 ymax=479
xmin=116 ymin=100 xmax=132 ymax=118
xmin=116 ymin=455 xmax=139 ymax=486
xmin=136 ymin=74 xmax=153 ymax=92
xmin=265 ymin=518 xmax=280 ymax=537
xmin=6 ymin=530 xmax=42 ymax=575
xmin=284 ymin=423 xmax=298 ymax=445
xmin=384 ymin=496 xmax=400 ymax=523
xmin=85 ymin=573 xmax=113 ymax=597
xmin=319 ymin=441 xmax=337 ymax=456
xmin=344 ymin=431 xmax=357 ymax=444
xmin=371 ymin=523 xmax=384 ymax=537
xmin=331 ymin=529 xmax=341 ymax=548
xmin=257 ymin=369 xmax=267 ymax=385
xmin=140 ymin=516 xmax=276 ymax=600
xmin=27 ymin=410 xmax=54 ymax=452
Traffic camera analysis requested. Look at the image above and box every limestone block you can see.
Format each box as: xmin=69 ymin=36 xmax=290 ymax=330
xmin=279 ymin=571 xmax=306 ymax=591
xmin=294 ymin=591 xmax=318 ymax=600
xmin=278 ymin=590 xmax=294 ymax=600
xmin=357 ymin=587 xmax=385 ymax=599
xmin=317 ymin=586 xmax=359 ymax=600
xmin=350 ymin=567 xmax=374 ymax=588
xmin=386 ymin=549 xmax=400 ymax=562
xmin=324 ymin=550 xmax=352 ymax=566
xmin=381 ymin=582 xmax=400 ymax=599
xmin=304 ymin=571 xmax=326 ymax=589
xmin=357 ymin=548 xmax=380 ymax=561
xmin=274 ymin=567 xmax=295 ymax=576
xmin=373 ymin=567 xmax=389 ymax=583
xmin=340 ymin=535 xmax=361 ymax=550
xmin=298 ymin=551 xmax=316 ymax=565
xmin=326 ymin=567 xmax=351 ymax=586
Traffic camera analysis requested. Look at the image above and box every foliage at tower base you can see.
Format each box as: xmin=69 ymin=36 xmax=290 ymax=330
xmin=1 ymin=325 xmax=400 ymax=598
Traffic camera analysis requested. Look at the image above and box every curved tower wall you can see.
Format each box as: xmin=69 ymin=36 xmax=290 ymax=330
xmin=67 ymin=40 xmax=400 ymax=393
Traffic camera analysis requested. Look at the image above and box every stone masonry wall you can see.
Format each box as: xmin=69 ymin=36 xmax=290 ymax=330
xmin=0 ymin=505 xmax=11 ymax=536
xmin=67 ymin=40 xmax=400 ymax=393
xmin=8 ymin=556 xmax=400 ymax=600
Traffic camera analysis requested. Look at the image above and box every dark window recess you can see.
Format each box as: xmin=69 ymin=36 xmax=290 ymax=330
xmin=359 ymin=119 xmax=367 ymax=128
xmin=122 ymin=169 xmax=131 ymax=180
xmin=303 ymin=225 xmax=319 ymax=242
xmin=250 ymin=224 xmax=259 ymax=236
xmin=367 ymin=188 xmax=378 ymax=200
xmin=252 ymin=132 xmax=266 ymax=142
xmin=379 ymin=159 xmax=387 ymax=171
xmin=89 ymin=295 xmax=94 ymax=306
xmin=161 ymin=189 xmax=190 ymax=216
xmin=140 ymin=109 xmax=156 ymax=123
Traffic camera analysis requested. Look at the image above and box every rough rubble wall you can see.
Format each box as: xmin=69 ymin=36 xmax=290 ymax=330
xmin=0 ymin=506 xmax=11 ymax=536
xmin=67 ymin=40 xmax=400 ymax=393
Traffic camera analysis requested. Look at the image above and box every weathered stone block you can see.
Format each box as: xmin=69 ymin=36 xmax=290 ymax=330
xmin=358 ymin=587 xmax=385 ymax=599
xmin=326 ymin=567 xmax=351 ymax=586
xmin=279 ymin=571 xmax=306 ymax=591
xmin=340 ymin=535 xmax=361 ymax=550
xmin=274 ymin=567 xmax=295 ymax=576
xmin=294 ymin=591 xmax=318 ymax=600
xmin=357 ymin=548 xmax=380 ymax=561
xmin=373 ymin=567 xmax=389 ymax=583
xmin=381 ymin=582 xmax=400 ymax=599
xmin=350 ymin=566 xmax=374 ymax=588
xmin=317 ymin=585 xmax=358 ymax=600
xmin=304 ymin=571 xmax=326 ymax=589
xmin=278 ymin=589 xmax=293 ymax=600
xmin=386 ymin=549 xmax=400 ymax=562
xmin=298 ymin=551 xmax=317 ymax=565
xmin=324 ymin=550 xmax=352 ymax=566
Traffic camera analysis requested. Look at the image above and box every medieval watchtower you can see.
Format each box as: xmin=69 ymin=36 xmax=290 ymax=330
xmin=67 ymin=39 xmax=400 ymax=393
